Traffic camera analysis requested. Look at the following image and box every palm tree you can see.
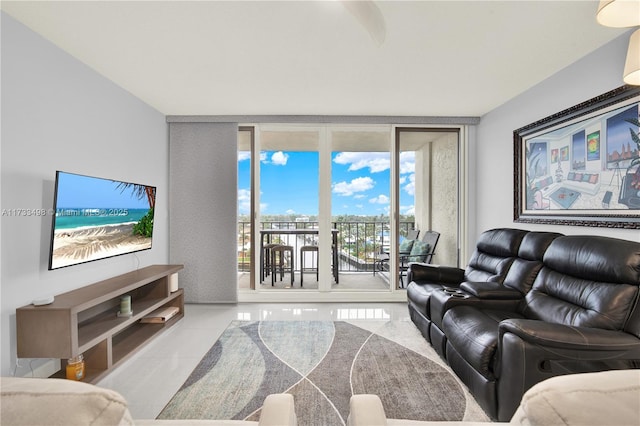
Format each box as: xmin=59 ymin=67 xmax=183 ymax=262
xmin=114 ymin=182 xmax=155 ymax=209
xmin=113 ymin=182 xmax=155 ymax=237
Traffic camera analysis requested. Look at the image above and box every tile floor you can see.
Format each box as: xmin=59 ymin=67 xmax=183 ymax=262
xmin=96 ymin=302 xmax=411 ymax=420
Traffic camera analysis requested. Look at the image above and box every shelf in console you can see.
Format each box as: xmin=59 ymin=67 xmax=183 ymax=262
xmin=77 ymin=289 xmax=184 ymax=352
xmin=16 ymin=264 xmax=184 ymax=384
xmin=111 ymin=312 xmax=183 ymax=365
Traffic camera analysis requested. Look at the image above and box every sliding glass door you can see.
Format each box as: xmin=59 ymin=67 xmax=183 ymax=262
xmin=239 ymin=124 xmax=462 ymax=295
xmin=330 ymin=127 xmax=393 ymax=290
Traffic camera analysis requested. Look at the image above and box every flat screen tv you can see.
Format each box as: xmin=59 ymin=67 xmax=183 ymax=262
xmin=48 ymin=171 xmax=156 ymax=270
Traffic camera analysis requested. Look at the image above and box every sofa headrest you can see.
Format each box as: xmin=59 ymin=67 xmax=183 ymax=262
xmin=518 ymin=231 xmax=564 ymax=261
xmin=0 ymin=377 xmax=134 ymax=426
xmin=477 ymin=228 xmax=529 ymax=257
xmin=544 ymin=235 xmax=640 ymax=284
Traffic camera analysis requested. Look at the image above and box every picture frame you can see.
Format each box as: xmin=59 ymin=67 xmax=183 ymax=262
xmin=514 ymin=85 xmax=640 ymax=229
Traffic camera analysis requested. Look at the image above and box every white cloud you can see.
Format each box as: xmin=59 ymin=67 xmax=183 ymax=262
xmin=332 ymin=176 xmax=374 ymax=196
xmin=402 ymin=205 xmax=415 ymax=215
xmin=399 ymin=151 xmax=415 ymax=174
xmin=285 ymin=209 xmax=296 ymax=214
xmin=260 ymin=152 xmax=268 ymax=163
xmin=238 ymin=188 xmax=251 ymax=213
xmin=355 ymin=204 xmax=364 ymax=209
xmin=270 ymin=151 xmax=289 ymax=166
xmin=334 ymin=152 xmax=390 ymax=173
xmin=403 ymin=173 xmax=415 ymax=196
xmin=238 ymin=151 xmax=251 ymax=162
xmin=369 ymin=194 xmax=390 ymax=204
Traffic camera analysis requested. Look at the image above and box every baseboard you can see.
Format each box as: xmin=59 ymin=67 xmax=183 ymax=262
xmin=16 ymin=358 xmax=61 ymax=378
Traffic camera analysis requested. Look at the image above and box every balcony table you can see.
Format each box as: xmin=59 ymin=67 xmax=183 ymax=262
xmin=259 ymin=229 xmax=339 ymax=284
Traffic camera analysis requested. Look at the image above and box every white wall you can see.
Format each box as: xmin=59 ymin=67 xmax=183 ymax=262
xmin=476 ymin=30 xmax=639 ymax=242
xmin=0 ymin=13 xmax=169 ymax=376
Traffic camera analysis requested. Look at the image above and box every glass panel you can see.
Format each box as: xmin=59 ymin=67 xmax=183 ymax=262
xmin=259 ymin=129 xmax=320 ymax=289
xmin=238 ymin=128 xmax=253 ymax=290
xmin=397 ymin=129 xmax=459 ymax=276
xmin=330 ymin=128 xmax=392 ymax=290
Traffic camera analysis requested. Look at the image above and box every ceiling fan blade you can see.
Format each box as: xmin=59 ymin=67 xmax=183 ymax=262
xmin=341 ymin=0 xmax=386 ymax=46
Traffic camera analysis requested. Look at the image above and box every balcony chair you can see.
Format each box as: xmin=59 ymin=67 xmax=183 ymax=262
xmin=300 ymin=244 xmax=318 ymax=286
xmin=260 ymin=243 xmax=280 ymax=283
xmin=373 ymin=229 xmax=420 ymax=275
xmin=271 ymin=245 xmax=294 ymax=286
xmin=398 ymin=230 xmax=440 ymax=287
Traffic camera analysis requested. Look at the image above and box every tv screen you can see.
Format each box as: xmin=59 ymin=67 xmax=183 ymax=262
xmin=48 ymin=171 xmax=156 ymax=270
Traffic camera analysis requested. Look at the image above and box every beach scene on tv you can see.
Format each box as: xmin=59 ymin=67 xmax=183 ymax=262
xmin=49 ymin=172 xmax=155 ymax=270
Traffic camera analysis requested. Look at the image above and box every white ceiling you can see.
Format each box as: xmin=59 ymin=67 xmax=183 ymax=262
xmin=1 ymin=1 xmax=629 ymax=117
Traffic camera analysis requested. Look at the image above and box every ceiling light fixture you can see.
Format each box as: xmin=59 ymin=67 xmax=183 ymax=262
xmin=596 ymin=0 xmax=640 ymax=27
xmin=624 ymin=29 xmax=640 ymax=84
xmin=596 ymin=0 xmax=640 ymax=85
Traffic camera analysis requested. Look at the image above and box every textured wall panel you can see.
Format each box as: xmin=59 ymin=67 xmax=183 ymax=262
xmin=431 ymin=134 xmax=459 ymax=266
xmin=169 ymin=123 xmax=238 ymax=303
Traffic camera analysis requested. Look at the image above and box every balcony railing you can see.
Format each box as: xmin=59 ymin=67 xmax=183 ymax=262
xmin=237 ymin=221 xmax=416 ymax=273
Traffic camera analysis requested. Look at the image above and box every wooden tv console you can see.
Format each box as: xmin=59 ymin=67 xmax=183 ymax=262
xmin=16 ymin=264 xmax=184 ymax=383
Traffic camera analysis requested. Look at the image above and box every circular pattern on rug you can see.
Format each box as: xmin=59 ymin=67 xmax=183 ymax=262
xmin=351 ymin=333 xmax=467 ymax=421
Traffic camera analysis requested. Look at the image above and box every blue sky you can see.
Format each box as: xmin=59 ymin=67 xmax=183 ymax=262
xmin=238 ymin=151 xmax=415 ymax=217
xmin=55 ymin=172 xmax=152 ymax=209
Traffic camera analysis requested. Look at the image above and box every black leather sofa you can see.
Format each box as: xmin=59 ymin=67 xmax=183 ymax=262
xmin=407 ymin=229 xmax=640 ymax=421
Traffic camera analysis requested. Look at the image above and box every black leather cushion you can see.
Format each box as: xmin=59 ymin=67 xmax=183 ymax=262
xmin=502 ymin=258 xmax=543 ymax=295
xmin=524 ymin=268 xmax=638 ymax=330
xmin=465 ymin=255 xmax=514 ymax=282
xmin=463 ymin=229 xmax=529 ymax=283
xmin=501 ymin=232 xmax=563 ymax=294
xmin=407 ymin=282 xmax=444 ymax=317
xmin=522 ymin=236 xmax=640 ymax=330
xmin=517 ymin=231 xmax=564 ymax=261
xmin=460 ymin=281 xmax=522 ymax=299
xmin=543 ymin=235 xmax=640 ymax=284
xmin=443 ymin=306 xmax=524 ymax=379
xmin=475 ymin=228 xmax=528 ymax=257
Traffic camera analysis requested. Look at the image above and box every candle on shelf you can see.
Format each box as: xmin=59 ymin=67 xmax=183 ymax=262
xmin=120 ymin=295 xmax=132 ymax=316
xmin=66 ymin=354 xmax=85 ymax=381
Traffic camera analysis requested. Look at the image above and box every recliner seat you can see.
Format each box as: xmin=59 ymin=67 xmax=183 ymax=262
xmin=429 ymin=230 xmax=562 ymax=358
xmin=442 ymin=235 xmax=640 ymax=421
xmin=406 ymin=228 xmax=529 ymax=341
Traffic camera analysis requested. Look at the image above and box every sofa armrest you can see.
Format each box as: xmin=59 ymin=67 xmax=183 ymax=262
xmin=511 ymin=370 xmax=640 ymax=426
xmin=347 ymin=394 xmax=387 ymax=426
xmin=496 ymin=320 xmax=640 ymax=421
xmin=499 ymin=319 xmax=640 ymax=352
xmin=407 ymin=263 xmax=465 ymax=285
xmin=259 ymin=393 xmax=297 ymax=426
xmin=0 ymin=377 xmax=134 ymax=426
xmin=459 ymin=282 xmax=522 ymax=300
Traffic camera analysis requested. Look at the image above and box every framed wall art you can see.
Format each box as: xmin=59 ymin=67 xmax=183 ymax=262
xmin=514 ymin=85 xmax=640 ymax=228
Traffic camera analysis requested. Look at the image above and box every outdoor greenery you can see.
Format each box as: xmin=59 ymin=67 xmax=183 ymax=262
xmin=133 ymin=208 xmax=154 ymax=237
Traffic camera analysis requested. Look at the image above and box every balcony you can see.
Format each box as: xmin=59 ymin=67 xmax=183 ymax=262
xmin=237 ymin=220 xmax=415 ymax=290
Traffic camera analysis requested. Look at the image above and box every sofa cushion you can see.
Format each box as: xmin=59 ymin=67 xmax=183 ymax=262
xmin=399 ymin=238 xmax=415 ymax=253
xmin=524 ymin=268 xmax=638 ymax=330
xmin=0 ymin=377 xmax=134 ymax=426
xmin=501 ymin=230 xmax=562 ymax=295
xmin=475 ymin=228 xmax=527 ymax=258
xmin=463 ymin=229 xmax=528 ymax=283
xmin=543 ymin=235 xmax=640 ymax=285
xmin=407 ymin=282 xmax=444 ymax=317
xmin=511 ymin=370 xmax=640 ymax=426
xmin=443 ymin=307 xmax=524 ymax=379
xmin=525 ymin=235 xmax=640 ymax=329
xmin=407 ymin=241 xmax=430 ymax=262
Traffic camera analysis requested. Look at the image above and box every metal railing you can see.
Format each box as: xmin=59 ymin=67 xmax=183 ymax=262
xmin=237 ymin=221 xmax=415 ymax=272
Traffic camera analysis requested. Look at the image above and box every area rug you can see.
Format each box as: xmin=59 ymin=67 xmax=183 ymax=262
xmin=550 ymin=187 xmax=581 ymax=209
xmin=158 ymin=320 xmax=489 ymax=425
